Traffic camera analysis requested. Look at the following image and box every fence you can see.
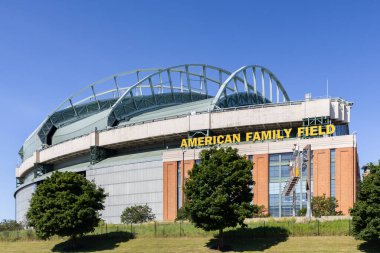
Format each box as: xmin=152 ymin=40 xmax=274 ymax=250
xmin=91 ymin=219 xmax=353 ymax=238
xmin=0 ymin=219 xmax=353 ymax=241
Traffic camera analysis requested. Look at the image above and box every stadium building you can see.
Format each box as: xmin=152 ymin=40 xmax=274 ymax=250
xmin=15 ymin=64 xmax=359 ymax=223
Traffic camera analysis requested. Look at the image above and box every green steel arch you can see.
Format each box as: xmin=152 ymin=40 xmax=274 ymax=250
xmin=37 ymin=69 xmax=158 ymax=144
xmin=35 ymin=64 xmax=290 ymax=145
xmin=106 ymin=64 xmax=239 ymax=126
xmin=211 ymin=65 xmax=290 ymax=109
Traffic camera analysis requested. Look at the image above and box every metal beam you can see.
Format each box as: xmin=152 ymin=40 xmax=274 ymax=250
xmin=185 ymin=65 xmax=192 ymax=101
xmin=148 ymin=77 xmax=157 ymax=105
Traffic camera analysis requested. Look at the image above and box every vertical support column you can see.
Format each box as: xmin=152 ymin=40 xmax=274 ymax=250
xmin=335 ymin=147 xmax=355 ymax=215
xmin=313 ymin=149 xmax=331 ymax=196
xmin=181 ymin=160 xmax=194 ymax=205
xmin=253 ymin=154 xmax=269 ymax=211
xmin=305 ymin=144 xmax=312 ymax=219
xmin=163 ymin=161 xmax=178 ymax=221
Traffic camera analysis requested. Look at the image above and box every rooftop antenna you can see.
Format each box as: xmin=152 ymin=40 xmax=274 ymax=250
xmin=326 ymin=79 xmax=329 ymax=98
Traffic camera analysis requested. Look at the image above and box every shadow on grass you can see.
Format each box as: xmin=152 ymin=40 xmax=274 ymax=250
xmin=206 ymin=226 xmax=289 ymax=252
xmin=358 ymin=240 xmax=380 ymax=253
xmin=51 ymin=231 xmax=134 ymax=252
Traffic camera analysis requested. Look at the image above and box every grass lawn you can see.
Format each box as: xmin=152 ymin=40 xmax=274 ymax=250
xmin=0 ymin=236 xmax=378 ymax=253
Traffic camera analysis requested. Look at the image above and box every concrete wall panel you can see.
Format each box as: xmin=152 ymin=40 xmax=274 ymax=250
xmin=86 ymin=154 xmax=163 ymax=223
xmin=15 ymin=183 xmax=36 ymax=222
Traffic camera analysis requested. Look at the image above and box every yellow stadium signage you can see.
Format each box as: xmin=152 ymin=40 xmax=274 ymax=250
xmin=180 ymin=124 xmax=335 ymax=148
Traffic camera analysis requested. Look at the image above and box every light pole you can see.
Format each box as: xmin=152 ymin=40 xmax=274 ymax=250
xmin=181 ymin=147 xmax=186 ymax=209
xmin=305 ymin=144 xmax=312 ymax=219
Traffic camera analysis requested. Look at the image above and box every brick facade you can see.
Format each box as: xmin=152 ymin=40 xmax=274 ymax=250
xmin=253 ymin=154 xmax=269 ymax=209
xmin=163 ymin=161 xmax=177 ymax=221
xmin=164 ymin=147 xmax=358 ymax=220
xmin=335 ymin=147 xmax=356 ymax=215
xmin=163 ymin=160 xmax=194 ymax=221
xmin=313 ymin=149 xmax=331 ymax=196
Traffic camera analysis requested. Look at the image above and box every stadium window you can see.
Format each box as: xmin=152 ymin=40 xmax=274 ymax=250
xmin=330 ymin=149 xmax=336 ymax=197
xmin=268 ymin=153 xmax=312 ymax=217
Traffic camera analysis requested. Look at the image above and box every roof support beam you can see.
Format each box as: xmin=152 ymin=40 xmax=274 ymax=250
xmin=167 ymin=70 xmax=175 ymax=102
xmin=243 ymin=69 xmax=249 ymax=92
xmin=185 ymin=66 xmax=192 ymax=101
xmin=148 ymin=77 xmax=157 ymax=105
xmin=261 ymin=69 xmax=265 ymax=103
xmin=69 ymin=99 xmax=78 ymax=116
xmin=252 ymin=67 xmax=258 ymax=102
xmin=113 ymin=76 xmax=120 ymax=98
xmin=269 ymin=75 xmax=273 ymax=102
xmin=202 ymin=66 xmax=208 ymax=96
xmin=91 ymin=85 xmax=101 ymax=110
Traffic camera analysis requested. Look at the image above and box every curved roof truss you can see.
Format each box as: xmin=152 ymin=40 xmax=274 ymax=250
xmin=211 ymin=65 xmax=290 ymax=109
xmin=35 ymin=64 xmax=290 ymax=144
xmin=107 ymin=64 xmax=239 ymax=126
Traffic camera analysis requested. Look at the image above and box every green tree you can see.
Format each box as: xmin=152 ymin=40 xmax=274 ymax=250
xmin=350 ymin=162 xmax=380 ymax=242
xmin=312 ymin=194 xmax=342 ymax=217
xmin=120 ymin=204 xmax=155 ymax=225
xmin=0 ymin=219 xmax=23 ymax=231
xmin=175 ymin=206 xmax=189 ymax=221
xmin=26 ymin=171 xmax=106 ymax=240
xmin=184 ymin=147 xmax=254 ymax=250
xmin=252 ymin=205 xmax=269 ymax=218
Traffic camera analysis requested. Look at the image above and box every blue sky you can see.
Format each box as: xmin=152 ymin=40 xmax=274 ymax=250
xmin=0 ymin=0 xmax=379 ymax=219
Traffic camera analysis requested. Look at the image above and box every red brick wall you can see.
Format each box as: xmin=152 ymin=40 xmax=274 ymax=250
xmin=335 ymin=147 xmax=356 ymax=215
xmin=163 ymin=161 xmax=177 ymax=221
xmin=163 ymin=160 xmax=194 ymax=221
xmin=253 ymin=154 xmax=269 ymax=210
xmin=313 ymin=149 xmax=331 ymax=196
xmin=182 ymin=160 xmax=194 ymax=205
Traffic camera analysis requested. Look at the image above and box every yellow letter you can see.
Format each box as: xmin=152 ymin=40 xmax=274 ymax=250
xmin=262 ymin=130 xmax=272 ymax=140
xmin=217 ymin=135 xmax=224 ymax=144
xmin=297 ymin=127 xmax=305 ymax=137
xmin=198 ymin=137 xmax=205 ymax=146
xmin=326 ymin=124 xmax=335 ymax=135
xmin=253 ymin=132 xmax=261 ymax=141
xmin=205 ymin=136 xmax=213 ymax=146
xmin=188 ymin=138 xmax=197 ymax=147
xmin=246 ymin=132 xmax=253 ymax=141
xmin=225 ymin=134 xmax=232 ymax=144
xmin=284 ymin=128 xmax=292 ymax=138
xmin=309 ymin=126 xmax=317 ymax=136
xmin=180 ymin=139 xmax=188 ymax=148
xmin=276 ymin=130 xmax=283 ymax=139
xmin=233 ymin=134 xmax=241 ymax=143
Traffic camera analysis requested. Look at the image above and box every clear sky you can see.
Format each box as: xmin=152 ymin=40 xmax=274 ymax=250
xmin=0 ymin=0 xmax=379 ymax=219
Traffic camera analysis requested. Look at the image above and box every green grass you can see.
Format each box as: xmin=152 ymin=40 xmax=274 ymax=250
xmin=0 ymin=236 xmax=378 ymax=253
xmin=89 ymin=219 xmax=353 ymax=238
xmin=0 ymin=219 xmax=354 ymax=241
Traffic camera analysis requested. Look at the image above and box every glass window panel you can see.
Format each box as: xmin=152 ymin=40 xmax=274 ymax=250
xmin=281 ymin=167 xmax=290 ymax=178
xmin=269 ymin=155 xmax=279 ymax=161
xmin=331 ymin=180 xmax=335 ymax=197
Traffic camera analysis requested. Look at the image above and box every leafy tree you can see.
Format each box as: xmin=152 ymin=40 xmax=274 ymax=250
xmin=0 ymin=219 xmax=23 ymax=231
xmin=350 ymin=162 xmax=380 ymax=242
xmin=184 ymin=147 xmax=254 ymax=250
xmin=297 ymin=207 xmax=307 ymax=216
xmin=120 ymin=204 xmax=155 ymax=225
xmin=252 ymin=205 xmax=269 ymax=218
xmin=26 ymin=171 xmax=107 ymax=240
xmin=312 ymin=194 xmax=342 ymax=217
xmin=175 ymin=206 xmax=189 ymax=221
